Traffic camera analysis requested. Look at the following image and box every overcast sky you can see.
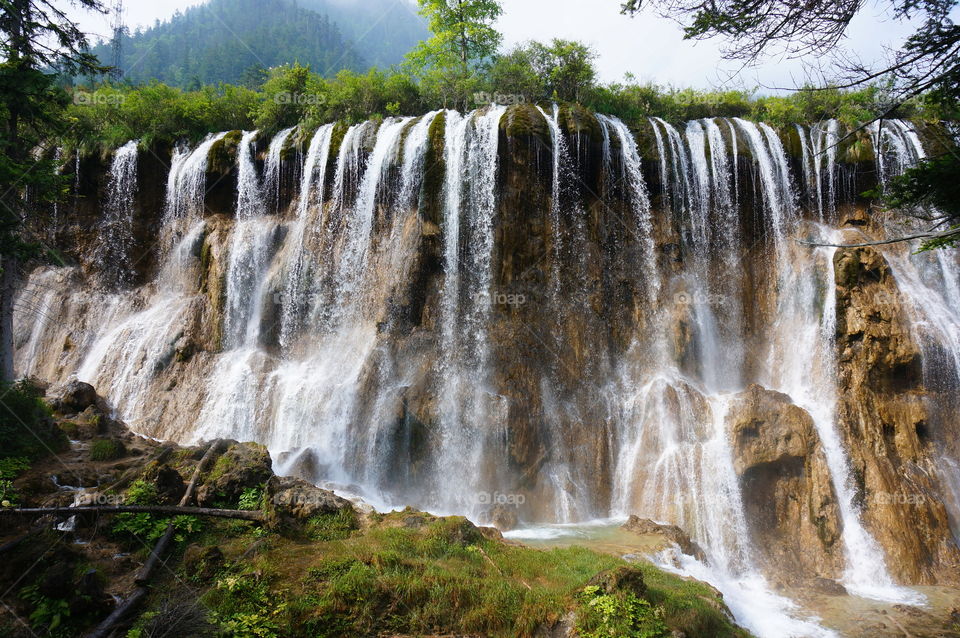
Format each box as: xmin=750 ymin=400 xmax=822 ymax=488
xmin=67 ymin=0 xmax=921 ymax=92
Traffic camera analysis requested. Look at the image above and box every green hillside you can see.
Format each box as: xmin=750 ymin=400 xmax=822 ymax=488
xmin=92 ymin=0 xmax=369 ymax=88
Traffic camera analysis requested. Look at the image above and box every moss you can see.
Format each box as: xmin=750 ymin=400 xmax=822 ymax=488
xmin=89 ymin=438 xmax=126 ymax=462
xmin=207 ymin=130 xmax=243 ymax=175
xmin=559 ymin=103 xmax=602 ymax=140
xmin=419 ymin=110 xmax=447 ymax=224
xmin=327 ymin=121 xmax=348 ymax=163
xmin=207 ymin=452 xmax=237 ymax=483
xmin=501 ymin=103 xmax=550 ymax=142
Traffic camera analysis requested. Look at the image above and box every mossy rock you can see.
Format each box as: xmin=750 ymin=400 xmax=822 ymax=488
xmin=207 ymin=130 xmax=244 ymax=175
xmin=586 ymin=565 xmax=647 ymax=597
xmin=558 ymin=103 xmax=602 ymax=140
xmin=501 ymin=103 xmax=549 ymax=143
xmin=426 ymin=516 xmax=484 ymax=546
xmin=418 ymin=110 xmax=447 ymax=224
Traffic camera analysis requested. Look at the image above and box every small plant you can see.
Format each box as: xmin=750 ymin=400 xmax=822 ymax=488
xmin=576 ymin=585 xmax=669 ymax=638
xmin=90 ymin=438 xmax=125 ymax=461
xmin=0 ymin=479 xmax=18 ymax=507
xmin=112 ymin=479 xmax=201 ymax=543
xmin=0 ymin=456 xmax=30 ymax=480
xmin=238 ymin=486 xmax=263 ymax=511
xmin=19 ymin=584 xmax=72 ymax=637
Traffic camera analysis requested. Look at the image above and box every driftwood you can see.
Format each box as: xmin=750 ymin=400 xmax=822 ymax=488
xmin=85 ymin=440 xmax=231 ymax=638
xmin=0 ymin=505 xmax=262 ymax=521
xmin=796 ymin=226 xmax=960 ymax=248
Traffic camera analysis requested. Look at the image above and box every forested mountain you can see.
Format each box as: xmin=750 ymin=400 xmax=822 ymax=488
xmin=295 ymin=0 xmax=429 ymax=69
xmin=91 ymin=0 xmax=371 ymax=87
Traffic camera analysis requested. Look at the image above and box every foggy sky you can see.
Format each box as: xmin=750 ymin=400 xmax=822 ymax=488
xmin=66 ymin=0 xmax=921 ymax=92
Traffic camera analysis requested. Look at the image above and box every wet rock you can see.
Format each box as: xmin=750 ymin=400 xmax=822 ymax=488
xmin=725 ymin=384 xmax=843 ymax=582
xmin=197 ymin=441 xmax=273 ymax=507
xmin=52 ymin=380 xmax=98 ymax=413
xmin=264 ymin=475 xmax=352 ymax=527
xmin=834 ymin=246 xmax=960 ymax=585
xmin=811 ymin=577 xmax=848 ymax=596
xmin=621 ymin=515 xmax=706 ymax=561
xmin=488 ymin=504 xmax=519 ymax=531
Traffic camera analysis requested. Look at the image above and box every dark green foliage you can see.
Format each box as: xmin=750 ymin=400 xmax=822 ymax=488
xmin=89 ymin=438 xmax=125 ymax=462
xmin=576 ymin=584 xmax=669 ymax=638
xmin=111 ymin=479 xmax=202 ymax=544
xmin=880 ymin=154 xmax=960 ymax=250
xmin=0 ymin=381 xmax=66 ymax=461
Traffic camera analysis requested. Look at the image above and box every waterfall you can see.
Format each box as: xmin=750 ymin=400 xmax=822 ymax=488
xmin=20 ymin=110 xmax=960 ymax=638
xmin=397 ymin=111 xmax=442 ymax=209
xmin=596 ymin=114 xmax=659 ymax=299
xmin=435 ymin=106 xmax=507 ymax=515
xmin=810 ymin=120 xmax=840 ymax=219
xmin=163 ymin=131 xmax=228 ymax=241
xmin=327 ymin=117 xmax=412 ymax=327
xmin=95 ymin=140 xmax=139 ymax=288
xmin=264 ymin=126 xmax=296 ymax=210
xmin=280 ymin=123 xmax=335 ymax=349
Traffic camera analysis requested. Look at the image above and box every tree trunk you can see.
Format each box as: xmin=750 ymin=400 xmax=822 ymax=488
xmin=0 ymin=255 xmax=18 ymax=383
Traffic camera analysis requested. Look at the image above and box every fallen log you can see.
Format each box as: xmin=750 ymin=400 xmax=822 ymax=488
xmin=0 ymin=505 xmax=262 ymax=521
xmin=85 ymin=440 xmax=229 ymax=638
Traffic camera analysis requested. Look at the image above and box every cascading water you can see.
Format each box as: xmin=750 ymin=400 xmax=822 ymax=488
xmin=95 ymin=140 xmax=139 ymax=288
xmin=264 ymin=126 xmax=295 ymax=210
xmin=16 ymin=110 xmax=960 ymax=638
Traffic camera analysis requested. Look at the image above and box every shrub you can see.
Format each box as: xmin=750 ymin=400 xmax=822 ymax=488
xmin=89 ymin=438 xmax=125 ymax=462
xmin=0 ymin=381 xmax=66 ymax=461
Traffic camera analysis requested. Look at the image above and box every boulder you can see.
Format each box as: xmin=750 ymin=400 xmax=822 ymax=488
xmin=197 ymin=442 xmax=273 ymax=507
xmin=488 ymin=504 xmax=519 ymax=531
xmin=264 ymin=475 xmax=352 ymax=527
xmin=725 ymin=384 xmax=843 ymax=583
xmin=52 ymin=380 xmax=99 ymax=413
xmin=153 ymin=465 xmax=186 ymax=505
xmin=586 ymin=566 xmax=647 ymax=597
xmin=621 ymin=515 xmax=706 ymax=561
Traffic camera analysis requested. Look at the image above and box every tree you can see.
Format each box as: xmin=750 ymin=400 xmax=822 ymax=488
xmin=0 ymin=0 xmax=106 ymax=382
xmin=621 ymin=0 xmax=960 ymax=248
xmin=528 ymin=39 xmax=597 ymax=103
xmin=405 ymin=0 xmax=503 ymax=109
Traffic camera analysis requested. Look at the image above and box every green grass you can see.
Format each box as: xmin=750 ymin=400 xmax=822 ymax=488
xmin=89 ymin=438 xmax=125 ymax=461
xmin=194 ymin=513 xmax=750 ymax=638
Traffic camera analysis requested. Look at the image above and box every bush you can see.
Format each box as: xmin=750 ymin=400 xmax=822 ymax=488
xmin=0 ymin=381 xmax=66 ymax=462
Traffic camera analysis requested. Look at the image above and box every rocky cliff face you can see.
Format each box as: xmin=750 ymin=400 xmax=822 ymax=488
xmin=726 ymin=384 xmax=844 ymax=584
xmin=13 ymin=107 xmax=960 ymax=601
xmin=833 ymin=245 xmax=960 ymax=584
